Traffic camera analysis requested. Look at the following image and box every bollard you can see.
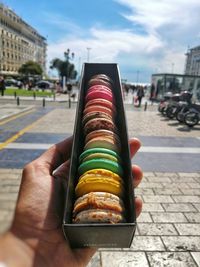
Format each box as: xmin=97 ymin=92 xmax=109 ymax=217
xmin=14 ymin=91 xmax=17 ymax=99
xmin=33 ymin=92 xmax=36 ymax=100
xmin=144 ymin=101 xmax=148 ymax=111
xmin=17 ymin=96 xmax=20 ymax=106
xmin=68 ymin=92 xmax=71 ymax=108
xmin=43 ymin=98 xmax=45 ymax=108
xmin=53 ymin=93 xmax=56 ymax=101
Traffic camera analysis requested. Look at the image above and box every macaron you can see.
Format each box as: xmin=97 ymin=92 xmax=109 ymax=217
xmin=88 ymin=78 xmax=113 ymax=89
xmin=85 ymin=98 xmax=116 ymax=113
xmin=78 ymin=158 xmax=123 ymax=177
xmin=89 ymin=74 xmax=114 ymax=85
xmin=84 ymin=136 xmax=120 ymax=153
xmin=85 ymin=88 xmax=113 ymax=103
xmin=79 ymin=147 xmax=121 ymax=163
xmin=84 ymin=117 xmax=116 ymax=135
xmin=85 ymin=129 xmax=121 ymax=150
xmin=73 ymin=192 xmax=124 ymax=223
xmin=87 ymin=84 xmax=113 ymax=94
xmin=75 ymin=168 xmax=124 ymax=197
xmin=83 ymin=105 xmax=113 ymax=117
xmin=73 ymin=209 xmax=124 ymax=224
xmin=82 ymin=111 xmax=112 ymax=126
xmin=73 ymin=192 xmax=124 ymax=215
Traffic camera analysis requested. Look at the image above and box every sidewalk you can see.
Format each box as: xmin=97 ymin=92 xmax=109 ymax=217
xmin=0 ymin=96 xmax=200 ymax=266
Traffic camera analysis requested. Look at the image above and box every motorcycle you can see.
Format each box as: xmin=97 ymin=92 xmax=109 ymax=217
xmin=183 ymin=104 xmax=200 ymax=127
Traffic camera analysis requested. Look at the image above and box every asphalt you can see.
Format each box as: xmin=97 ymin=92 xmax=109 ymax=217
xmin=0 ymin=93 xmax=200 ymax=267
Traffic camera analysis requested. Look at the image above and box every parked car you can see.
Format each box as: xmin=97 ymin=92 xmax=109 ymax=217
xmin=36 ymin=80 xmax=54 ymax=90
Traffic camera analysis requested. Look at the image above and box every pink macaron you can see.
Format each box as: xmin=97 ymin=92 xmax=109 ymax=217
xmin=85 ymin=98 xmax=116 ymax=114
xmin=85 ymin=89 xmax=113 ymax=103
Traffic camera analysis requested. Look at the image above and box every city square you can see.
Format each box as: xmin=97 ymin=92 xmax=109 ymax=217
xmin=1 ymin=1 xmax=200 ymax=267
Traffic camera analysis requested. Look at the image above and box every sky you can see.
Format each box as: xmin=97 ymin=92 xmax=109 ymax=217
xmin=2 ymin=0 xmax=200 ymax=83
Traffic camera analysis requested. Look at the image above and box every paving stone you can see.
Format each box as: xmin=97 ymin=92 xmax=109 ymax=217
xmin=153 ymin=188 xmax=182 ymax=195
xmin=191 ymin=252 xmax=200 ymax=266
xmin=0 ymin=192 xmax=18 ymax=201
xmin=178 ymin=173 xmax=200 ymax=178
xmin=142 ymin=203 xmax=164 ymax=212
xmin=138 ymin=223 xmax=178 ymax=236
xmin=143 ymin=172 xmax=156 ymax=177
xmin=188 ymin=183 xmax=200 ymax=189
xmin=146 ymin=176 xmax=172 ymax=183
xmin=0 ymin=185 xmax=20 ymax=193
xmin=135 ymin=188 xmax=155 ymax=195
xmin=162 ymin=236 xmax=200 ymax=251
xmin=0 ymin=221 xmax=11 ymax=234
xmin=143 ymin=195 xmax=174 ymax=203
xmin=0 ymin=179 xmax=21 ymax=186
xmin=0 ymin=200 xmax=16 ymax=210
xmin=162 ymin=182 xmax=190 ymax=189
xmin=101 ymin=251 xmax=149 ymax=267
xmin=147 ymin=252 xmax=197 ymax=267
xmin=136 ymin=212 xmax=152 ymax=223
xmin=0 ymin=169 xmax=22 ymax=175
xmin=131 ymin=236 xmax=165 ymax=251
xmin=172 ymin=177 xmax=198 ymax=183
xmin=162 ymin=203 xmax=197 ymax=212
xmin=180 ymin=188 xmax=200 ymax=195
xmin=172 ymin=195 xmax=200 ymax=203
xmin=193 ymin=204 xmax=200 ymax=212
xmin=87 ymin=252 xmax=101 ymax=267
xmin=139 ymin=182 xmax=164 ymax=189
xmin=151 ymin=212 xmax=187 ymax=223
xmin=174 ymin=223 xmax=200 ymax=235
xmin=184 ymin=213 xmax=200 ymax=223
xmin=0 ymin=210 xmax=10 ymax=221
xmin=154 ymin=172 xmax=179 ymax=177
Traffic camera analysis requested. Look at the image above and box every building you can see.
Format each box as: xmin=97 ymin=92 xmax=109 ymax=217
xmin=0 ymin=3 xmax=47 ymax=76
xmin=185 ymin=45 xmax=200 ymax=76
xmin=151 ymin=73 xmax=200 ymax=102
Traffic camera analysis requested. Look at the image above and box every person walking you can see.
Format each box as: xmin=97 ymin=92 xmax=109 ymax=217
xmin=0 ymin=76 xmax=6 ymax=96
xmin=137 ymin=86 xmax=145 ymax=107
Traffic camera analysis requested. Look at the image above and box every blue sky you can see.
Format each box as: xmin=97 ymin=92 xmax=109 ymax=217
xmin=2 ymin=0 xmax=200 ymax=83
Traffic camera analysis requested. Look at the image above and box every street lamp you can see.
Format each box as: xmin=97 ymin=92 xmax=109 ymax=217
xmin=87 ymin=47 xmax=91 ymax=62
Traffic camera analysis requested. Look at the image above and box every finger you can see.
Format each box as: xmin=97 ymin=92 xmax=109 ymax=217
xmin=74 ymin=248 xmax=97 ymax=267
xmin=129 ymin=138 xmax=141 ymax=158
xmin=132 ymin=164 xmax=143 ymax=188
xmin=135 ymin=197 xmax=143 ymax=218
xmin=34 ymin=136 xmax=73 ymax=173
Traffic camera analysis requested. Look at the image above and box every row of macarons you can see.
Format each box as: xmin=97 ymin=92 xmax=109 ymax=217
xmin=72 ymin=74 xmax=126 ymax=224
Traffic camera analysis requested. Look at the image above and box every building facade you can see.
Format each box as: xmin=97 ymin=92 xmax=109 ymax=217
xmin=0 ymin=3 xmax=47 ymax=76
xmin=185 ymin=45 xmax=200 ymax=76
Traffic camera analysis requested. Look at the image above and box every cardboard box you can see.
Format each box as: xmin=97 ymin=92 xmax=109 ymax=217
xmin=63 ymin=63 xmax=136 ymax=248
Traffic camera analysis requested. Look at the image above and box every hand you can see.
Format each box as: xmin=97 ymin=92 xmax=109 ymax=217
xmin=0 ymin=136 xmax=143 ymax=267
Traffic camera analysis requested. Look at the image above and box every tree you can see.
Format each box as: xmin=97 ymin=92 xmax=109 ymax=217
xmin=50 ymin=49 xmax=77 ymax=81
xmin=18 ymin=61 xmax=43 ymax=76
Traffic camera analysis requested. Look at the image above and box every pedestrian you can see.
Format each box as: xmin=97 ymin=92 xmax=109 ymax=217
xmin=0 ymin=136 xmax=143 ymax=267
xmin=137 ymin=86 xmax=145 ymax=107
xmin=0 ymin=76 xmax=6 ymax=96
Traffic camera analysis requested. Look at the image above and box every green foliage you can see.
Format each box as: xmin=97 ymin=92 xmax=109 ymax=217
xmin=4 ymin=88 xmax=53 ymax=97
xmin=50 ymin=50 xmax=77 ymax=81
xmin=18 ymin=61 xmax=43 ymax=76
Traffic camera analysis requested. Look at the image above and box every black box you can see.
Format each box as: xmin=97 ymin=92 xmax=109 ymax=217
xmin=63 ymin=63 xmax=136 ymax=248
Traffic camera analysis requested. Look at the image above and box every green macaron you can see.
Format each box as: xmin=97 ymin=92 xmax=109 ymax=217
xmin=78 ymin=158 xmax=123 ymax=177
xmin=79 ymin=147 xmax=120 ymax=163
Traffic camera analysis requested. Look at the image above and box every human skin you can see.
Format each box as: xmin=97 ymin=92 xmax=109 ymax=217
xmin=0 ymin=137 xmax=143 ymax=267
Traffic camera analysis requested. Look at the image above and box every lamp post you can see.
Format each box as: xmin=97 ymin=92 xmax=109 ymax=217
xmin=64 ymin=49 xmax=75 ymax=108
xmin=87 ymin=47 xmax=91 ymax=62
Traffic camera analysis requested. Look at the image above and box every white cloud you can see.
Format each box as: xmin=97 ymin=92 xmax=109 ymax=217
xmin=47 ymin=0 xmax=200 ymax=82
